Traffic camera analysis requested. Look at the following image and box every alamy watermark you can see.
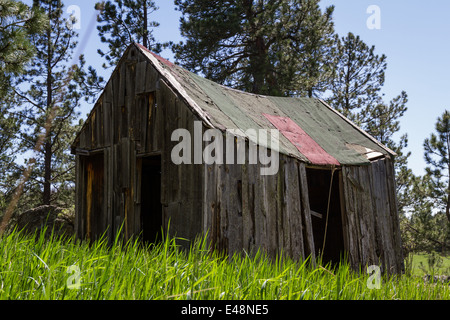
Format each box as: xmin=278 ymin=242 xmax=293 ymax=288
xmin=367 ymin=5 xmax=381 ymax=30
xmin=66 ymin=265 xmax=81 ymax=290
xmin=366 ymin=265 xmax=381 ymax=289
xmin=66 ymin=5 xmax=81 ymax=30
xmin=171 ymin=121 xmax=280 ymax=176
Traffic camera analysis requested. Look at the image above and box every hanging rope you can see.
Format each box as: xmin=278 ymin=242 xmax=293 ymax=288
xmin=321 ymin=165 xmax=337 ymax=261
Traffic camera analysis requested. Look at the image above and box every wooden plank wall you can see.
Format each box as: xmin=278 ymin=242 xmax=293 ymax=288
xmin=75 ymin=45 xmax=204 ymax=244
xmin=341 ymin=158 xmax=403 ymax=274
xmin=74 ymin=154 xmax=84 ymax=239
xmin=158 ymin=79 xmax=203 ymax=245
xmin=203 ymin=146 xmax=402 ymax=273
xmin=203 ymin=152 xmax=316 ymax=262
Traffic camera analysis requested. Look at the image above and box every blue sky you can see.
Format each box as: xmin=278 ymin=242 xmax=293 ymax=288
xmin=24 ymin=0 xmax=450 ymax=176
xmin=319 ymin=0 xmax=450 ymax=176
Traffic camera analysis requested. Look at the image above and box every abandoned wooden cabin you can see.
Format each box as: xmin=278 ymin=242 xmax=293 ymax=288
xmin=71 ymin=43 xmax=404 ymax=273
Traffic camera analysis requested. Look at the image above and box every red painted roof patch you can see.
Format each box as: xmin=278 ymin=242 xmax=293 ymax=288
xmin=263 ymin=114 xmax=340 ymax=166
xmin=136 ymin=43 xmax=175 ymax=68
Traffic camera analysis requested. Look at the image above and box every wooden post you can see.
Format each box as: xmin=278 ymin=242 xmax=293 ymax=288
xmin=86 ymin=161 xmax=94 ymax=241
xmin=298 ymin=162 xmax=316 ymax=265
xmin=338 ymin=170 xmax=349 ymax=263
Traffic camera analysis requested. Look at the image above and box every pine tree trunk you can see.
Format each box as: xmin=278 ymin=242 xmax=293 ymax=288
xmin=446 ymin=194 xmax=450 ymax=223
xmin=43 ymin=7 xmax=52 ymax=206
xmin=251 ymin=36 xmax=267 ymax=94
xmin=447 ymin=134 xmax=450 ymax=223
xmin=43 ymin=63 xmax=52 ymax=205
xmin=143 ymin=1 xmax=148 ymax=48
xmin=243 ymin=0 xmax=266 ymax=94
xmin=43 ymin=141 xmax=52 ymax=205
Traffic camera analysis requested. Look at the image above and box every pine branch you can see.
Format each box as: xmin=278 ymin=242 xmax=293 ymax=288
xmin=405 ymin=222 xmax=450 ymax=249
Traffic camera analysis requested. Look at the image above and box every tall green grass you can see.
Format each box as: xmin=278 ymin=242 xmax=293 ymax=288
xmin=1 ymin=227 xmax=449 ymax=300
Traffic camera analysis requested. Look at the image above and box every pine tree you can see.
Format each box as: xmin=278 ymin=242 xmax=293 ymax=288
xmin=400 ymin=174 xmax=450 ymax=253
xmin=0 ymin=0 xmax=47 ymax=215
xmin=325 ymin=33 xmax=408 ymax=150
xmin=95 ymin=0 xmax=167 ymax=69
xmin=362 ymin=92 xmax=407 ymax=145
xmin=325 ymin=32 xmax=411 ymax=214
xmin=173 ymin=0 xmax=335 ymax=97
xmin=0 ymin=93 xmax=21 ymax=215
xmin=362 ymin=91 xmax=409 ymax=173
xmin=326 ymin=32 xmax=386 ymax=120
xmin=424 ymin=110 xmax=450 ymax=223
xmin=12 ymin=0 xmax=84 ymax=208
xmin=0 ymin=0 xmax=47 ymax=95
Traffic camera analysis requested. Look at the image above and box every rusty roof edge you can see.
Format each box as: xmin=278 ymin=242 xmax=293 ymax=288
xmin=317 ymin=99 xmax=397 ymax=158
xmin=135 ymin=44 xmax=216 ymax=130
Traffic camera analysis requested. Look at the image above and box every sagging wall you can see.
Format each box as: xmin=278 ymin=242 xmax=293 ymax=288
xmin=74 ymin=46 xmax=203 ymax=244
xmin=203 ymin=152 xmax=403 ymax=273
xmin=341 ymin=158 xmax=403 ymax=274
xmin=203 ymin=154 xmax=316 ymax=262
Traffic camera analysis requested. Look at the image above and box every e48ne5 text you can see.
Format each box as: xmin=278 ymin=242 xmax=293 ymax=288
xmin=181 ymin=304 xmax=269 ymax=317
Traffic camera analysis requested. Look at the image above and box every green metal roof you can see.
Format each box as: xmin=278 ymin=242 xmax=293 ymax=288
xmin=138 ymin=44 xmax=395 ymax=166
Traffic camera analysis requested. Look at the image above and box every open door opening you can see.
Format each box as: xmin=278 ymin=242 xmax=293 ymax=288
xmin=306 ymin=168 xmax=345 ymax=266
xmin=140 ymin=155 xmax=162 ymax=245
xmin=85 ymin=152 xmax=104 ymax=241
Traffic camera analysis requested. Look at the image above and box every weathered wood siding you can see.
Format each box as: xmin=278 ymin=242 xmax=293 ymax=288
xmin=75 ymin=46 xmax=203 ymax=244
xmin=203 ymin=152 xmax=403 ymax=273
xmin=341 ymin=158 xmax=403 ymax=274
xmin=159 ymin=77 xmax=203 ymax=243
xmin=203 ymin=153 xmax=315 ymax=262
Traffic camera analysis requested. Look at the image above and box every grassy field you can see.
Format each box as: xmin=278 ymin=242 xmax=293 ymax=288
xmin=407 ymin=252 xmax=450 ymax=276
xmin=1 ymin=228 xmax=449 ymax=300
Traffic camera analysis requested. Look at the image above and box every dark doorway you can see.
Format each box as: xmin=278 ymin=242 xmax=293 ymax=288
xmin=85 ymin=152 xmax=104 ymax=241
xmin=140 ymin=155 xmax=162 ymax=244
xmin=306 ymin=168 xmax=345 ymax=266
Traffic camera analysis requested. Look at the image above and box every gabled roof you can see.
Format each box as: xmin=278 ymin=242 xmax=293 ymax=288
xmin=72 ymin=43 xmax=395 ymax=166
xmin=135 ymin=43 xmax=395 ymax=166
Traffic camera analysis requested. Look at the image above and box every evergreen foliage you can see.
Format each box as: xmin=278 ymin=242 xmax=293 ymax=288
xmin=424 ymin=110 xmax=450 ymax=223
xmin=0 ymin=0 xmax=48 ymax=95
xmin=95 ymin=0 xmax=168 ymax=68
xmin=173 ymin=0 xmax=335 ymax=97
xmin=10 ymin=0 xmax=85 ymax=209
